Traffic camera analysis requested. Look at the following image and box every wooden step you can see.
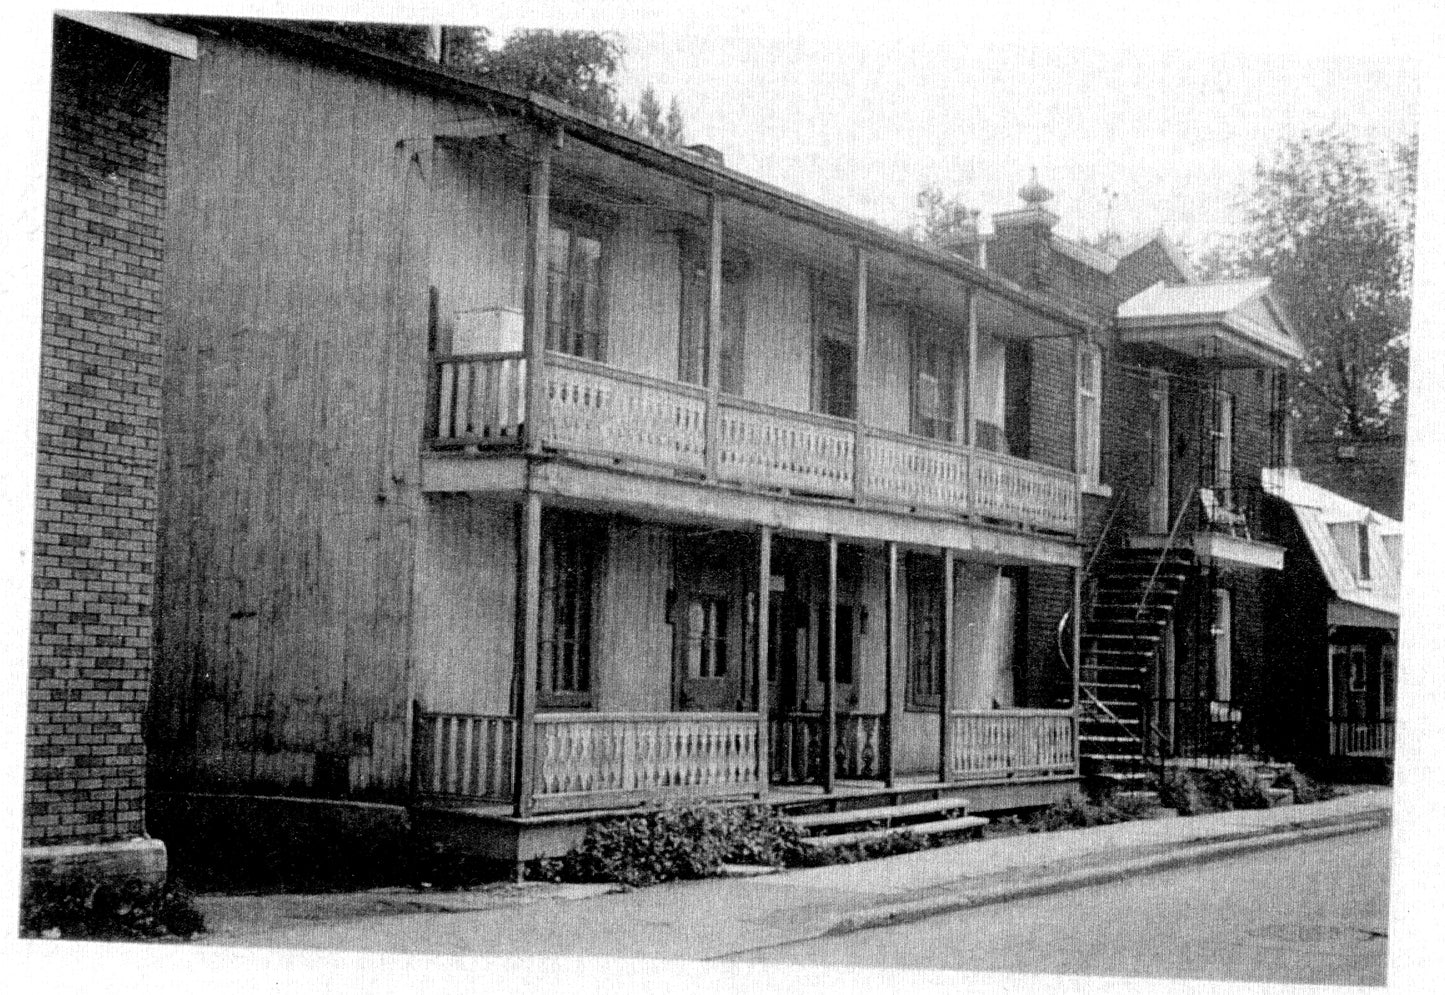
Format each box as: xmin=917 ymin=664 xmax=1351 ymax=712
xmin=800 ymin=815 xmax=989 ymax=849
xmin=788 ymin=796 xmax=970 ymax=831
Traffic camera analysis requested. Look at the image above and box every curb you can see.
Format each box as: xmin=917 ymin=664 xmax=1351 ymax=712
xmin=822 ymin=807 xmax=1390 ymax=938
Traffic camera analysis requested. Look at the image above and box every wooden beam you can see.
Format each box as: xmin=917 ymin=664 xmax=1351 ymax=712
xmin=966 ymin=289 xmax=979 ymax=449
xmin=513 ymin=491 xmax=543 ymax=816
xmin=433 ymin=117 xmax=515 ymax=140
xmin=853 ymin=247 xmax=869 ymax=502
xmin=705 ymin=192 xmax=724 ymax=477
xmin=756 ymin=526 xmax=773 ymax=797
xmin=884 ymin=541 xmax=899 ymax=788
xmin=939 ymin=546 xmax=954 ymax=784
xmin=824 ymin=535 xmax=838 ymax=794
xmin=523 ymin=139 xmax=553 ymax=456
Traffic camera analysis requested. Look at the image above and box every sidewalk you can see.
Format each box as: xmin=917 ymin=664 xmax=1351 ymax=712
xmin=194 ymin=788 xmax=1391 ymax=960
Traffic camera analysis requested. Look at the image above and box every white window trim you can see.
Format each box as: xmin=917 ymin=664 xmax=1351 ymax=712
xmin=1076 ymin=343 xmax=1102 ymax=486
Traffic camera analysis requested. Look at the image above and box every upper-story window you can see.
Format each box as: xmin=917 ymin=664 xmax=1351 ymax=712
xmin=677 ymin=234 xmax=746 ymax=392
xmin=1077 ymin=344 xmax=1102 ymax=483
xmin=912 ymin=321 xmax=959 ymax=442
xmin=812 ymin=290 xmax=856 ymax=420
xmin=1210 ymin=389 xmax=1234 ymax=490
xmin=546 ymin=215 xmax=606 ymax=361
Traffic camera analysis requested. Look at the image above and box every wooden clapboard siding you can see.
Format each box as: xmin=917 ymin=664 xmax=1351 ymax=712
xmin=413 ymin=497 xmax=516 ymax=716
xmin=154 ymin=36 xmax=435 ymax=796
xmin=740 ymin=249 xmax=812 ymax=411
xmin=861 ymin=303 xmax=912 ymax=435
xmin=429 ymin=142 xmax=527 ymax=349
xmin=596 ymin=521 xmax=674 ymax=712
xmin=606 ymin=217 xmax=683 ymax=381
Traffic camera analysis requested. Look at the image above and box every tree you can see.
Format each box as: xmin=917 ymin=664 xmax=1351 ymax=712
xmin=1201 ymin=131 xmax=1414 ymax=440
xmin=910 ymin=185 xmax=980 ymax=246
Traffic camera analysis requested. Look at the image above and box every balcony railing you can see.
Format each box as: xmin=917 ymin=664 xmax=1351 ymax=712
xmin=1330 ymin=719 xmax=1395 ymax=758
xmin=431 ymin=352 xmax=1079 ymax=533
xmin=769 ymin=712 xmax=886 ymax=784
xmin=949 ymin=709 xmax=1077 ymax=780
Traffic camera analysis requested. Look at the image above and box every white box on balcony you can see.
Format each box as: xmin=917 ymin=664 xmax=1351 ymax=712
xmin=454 ymin=306 xmax=523 ymax=354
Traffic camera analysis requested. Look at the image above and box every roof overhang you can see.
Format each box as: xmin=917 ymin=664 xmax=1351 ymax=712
xmin=1116 ymin=282 xmax=1303 ymax=368
xmin=1328 ymin=599 xmax=1398 ymax=631
xmin=60 ymin=10 xmax=198 ymax=59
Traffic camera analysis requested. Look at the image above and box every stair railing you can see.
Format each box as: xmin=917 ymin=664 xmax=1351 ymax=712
xmin=1133 ymin=487 xmax=1197 ymax=620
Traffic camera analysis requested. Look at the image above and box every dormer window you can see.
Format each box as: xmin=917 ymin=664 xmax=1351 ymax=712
xmin=1358 ymin=522 xmax=1372 ymax=583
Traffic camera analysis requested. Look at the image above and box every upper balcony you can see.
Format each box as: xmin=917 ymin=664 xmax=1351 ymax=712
xmin=423 ymin=349 xmax=1080 ymax=536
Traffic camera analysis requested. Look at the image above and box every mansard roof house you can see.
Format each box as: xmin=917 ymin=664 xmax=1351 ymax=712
xmin=29 ymin=15 xmax=1378 ymax=880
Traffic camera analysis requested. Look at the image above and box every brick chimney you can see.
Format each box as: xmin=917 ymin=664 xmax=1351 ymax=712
xmin=989 ymin=168 xmax=1058 ymax=289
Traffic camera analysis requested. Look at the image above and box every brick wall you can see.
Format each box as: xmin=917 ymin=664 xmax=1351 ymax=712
xmin=25 ymin=20 xmax=168 ymax=847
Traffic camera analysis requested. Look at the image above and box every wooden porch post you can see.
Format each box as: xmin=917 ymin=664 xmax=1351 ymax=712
xmin=824 ymin=535 xmax=838 ymax=794
xmin=513 ymin=491 xmax=543 ymax=817
xmin=755 ymin=526 xmax=772 ymax=798
xmin=523 ymin=134 xmax=553 ymax=456
xmin=938 ymin=547 xmax=954 ymax=784
xmin=965 ymin=289 xmax=978 ymax=449
xmin=884 ymin=541 xmax=900 ymax=787
xmin=853 ymin=247 xmax=869 ymax=502
xmin=1072 ymin=563 xmax=1083 ymax=777
xmin=704 ymin=192 xmax=723 ymax=477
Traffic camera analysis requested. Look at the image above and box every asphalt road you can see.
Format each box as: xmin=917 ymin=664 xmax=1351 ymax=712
xmin=725 ymin=824 xmax=1392 ymax=986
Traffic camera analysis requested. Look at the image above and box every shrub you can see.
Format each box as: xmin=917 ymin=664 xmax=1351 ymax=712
xmin=1161 ymin=767 xmax=1272 ymax=815
xmin=1274 ymin=769 xmax=1339 ymax=804
xmin=1026 ymin=795 xmax=1138 ymax=832
xmin=533 ymin=803 xmax=805 ymax=887
xmin=21 ymin=877 xmax=206 ymax=941
xmin=786 ymin=830 xmax=934 ymax=869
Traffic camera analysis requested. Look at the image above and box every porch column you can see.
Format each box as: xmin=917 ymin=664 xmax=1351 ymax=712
xmin=884 ymin=541 xmax=900 ymax=787
xmin=755 ymin=526 xmax=772 ymax=798
xmin=853 ymin=247 xmax=869 ymax=503
xmin=523 ymin=133 xmax=554 ymax=456
xmin=938 ymin=547 xmax=954 ymax=784
xmin=965 ymin=289 xmax=978 ymax=449
xmin=1072 ymin=564 xmax=1083 ymax=777
xmin=513 ymin=491 xmax=543 ymax=817
xmin=824 ymin=535 xmax=838 ymax=794
xmin=704 ymin=192 xmax=723 ymax=477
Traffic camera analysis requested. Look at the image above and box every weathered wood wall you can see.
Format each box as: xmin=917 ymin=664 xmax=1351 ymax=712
xmin=153 ymin=36 xmax=461 ymax=797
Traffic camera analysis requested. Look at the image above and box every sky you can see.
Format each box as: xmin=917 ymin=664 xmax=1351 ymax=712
xmin=418 ymin=0 xmax=1423 ymax=252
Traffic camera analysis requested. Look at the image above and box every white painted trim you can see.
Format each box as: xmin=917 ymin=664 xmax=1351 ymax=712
xmin=58 ymin=11 xmax=199 ymax=59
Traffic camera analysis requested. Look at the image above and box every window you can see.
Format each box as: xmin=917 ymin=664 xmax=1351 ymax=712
xmin=538 ymin=512 xmax=604 ymax=708
xmin=815 ymin=604 xmax=856 ymax=685
xmin=1381 ymin=643 xmax=1396 ymax=719
xmin=545 ymin=217 xmax=605 ymax=360
xmin=912 ymin=323 xmax=958 ymax=441
xmin=1077 ymin=343 xmax=1101 ymax=483
xmin=683 ymin=596 xmax=729 ymax=678
xmin=906 ymin=554 xmax=944 ymax=709
xmin=677 ymin=236 xmax=745 ymax=392
xmin=1357 ymin=523 xmax=1372 ymax=583
xmin=1210 ymin=389 xmax=1234 ymax=490
xmin=813 ymin=292 xmax=856 ymax=419
xmin=1212 ymin=587 xmax=1232 ymax=702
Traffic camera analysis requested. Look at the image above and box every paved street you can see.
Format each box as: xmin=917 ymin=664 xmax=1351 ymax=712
xmin=725 ymin=824 xmax=1391 ymax=986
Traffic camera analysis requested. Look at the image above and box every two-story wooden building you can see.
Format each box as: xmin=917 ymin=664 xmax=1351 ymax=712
xmin=143 ymin=18 xmax=1110 ymax=861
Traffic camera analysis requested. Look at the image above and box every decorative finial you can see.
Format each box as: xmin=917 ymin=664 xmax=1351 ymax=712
xmin=1018 ymin=167 xmax=1053 ymax=206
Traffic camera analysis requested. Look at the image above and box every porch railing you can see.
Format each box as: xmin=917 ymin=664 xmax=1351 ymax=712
xmin=531 ymin=712 xmax=762 ymax=812
xmin=949 ymin=709 xmax=1077 ymax=780
xmin=412 ymin=710 xmax=517 ymax=801
xmin=430 ymin=352 xmax=1078 ymax=533
xmin=1330 ymin=719 xmax=1395 ymax=757
xmin=769 ymin=712 xmax=886 ymax=783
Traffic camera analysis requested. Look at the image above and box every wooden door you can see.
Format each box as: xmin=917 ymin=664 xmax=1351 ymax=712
xmin=1148 ymin=372 xmax=1171 ymax=533
xmin=673 ymin=536 xmax=746 ymax=712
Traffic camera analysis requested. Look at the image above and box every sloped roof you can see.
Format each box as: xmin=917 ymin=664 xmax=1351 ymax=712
xmin=1047 ymin=230 xmax=1195 ymax=283
xmin=1262 ymin=467 xmax=1401 ymax=620
xmin=1116 ymin=278 xmax=1304 ymax=366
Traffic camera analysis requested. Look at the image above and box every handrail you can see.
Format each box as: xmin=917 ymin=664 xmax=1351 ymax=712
xmin=1134 ymin=487 xmax=1197 ymax=620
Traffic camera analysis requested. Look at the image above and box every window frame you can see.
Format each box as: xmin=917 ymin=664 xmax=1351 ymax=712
xmin=537 ymin=510 xmax=606 ymax=710
xmin=905 ymin=554 xmax=944 ymax=711
xmin=676 ymin=233 xmax=746 ymax=393
xmin=1211 ymin=586 xmax=1232 ymax=704
xmin=1210 ymin=388 xmax=1234 ymax=491
xmin=545 ymin=210 xmax=609 ymax=362
xmin=1076 ymin=343 xmax=1102 ymax=483
xmin=911 ymin=317 xmax=960 ymax=442
xmin=811 ymin=283 xmax=857 ymax=420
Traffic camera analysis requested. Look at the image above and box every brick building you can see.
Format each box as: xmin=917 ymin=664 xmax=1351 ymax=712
xmin=23 ymin=12 xmax=196 ymax=889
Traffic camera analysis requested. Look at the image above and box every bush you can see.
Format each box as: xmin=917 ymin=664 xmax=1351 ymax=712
xmin=21 ymin=877 xmax=206 ymax=941
xmin=1026 ymin=795 xmax=1139 ymax=832
xmin=1161 ymin=767 xmax=1272 ymax=815
xmin=787 ymin=830 xmax=934 ymax=868
xmin=1274 ymin=769 xmax=1339 ymax=804
xmin=533 ymin=803 xmax=805 ymax=887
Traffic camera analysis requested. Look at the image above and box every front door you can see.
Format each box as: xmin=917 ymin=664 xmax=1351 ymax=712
xmin=1148 ymin=372 xmax=1171 ymax=533
xmin=673 ymin=536 xmax=746 ymax=712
